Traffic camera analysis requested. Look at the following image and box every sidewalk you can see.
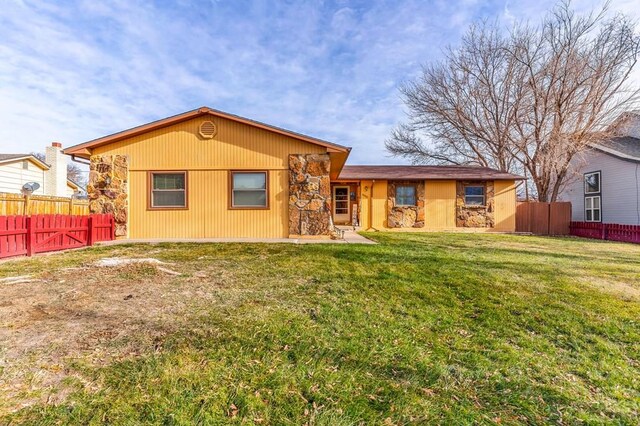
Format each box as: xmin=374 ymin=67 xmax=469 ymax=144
xmin=97 ymin=232 xmax=377 ymax=246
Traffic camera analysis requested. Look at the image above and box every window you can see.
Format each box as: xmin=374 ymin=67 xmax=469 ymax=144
xmin=22 ymin=160 xmax=28 ymax=170
xmin=585 ymin=196 xmax=601 ymax=222
xmin=149 ymin=172 xmax=187 ymax=209
xmin=230 ymin=171 xmax=268 ymax=209
xmin=396 ymin=185 xmax=416 ymax=206
xmin=464 ymin=186 xmax=485 ymax=206
xmin=584 ymin=171 xmax=601 ymax=194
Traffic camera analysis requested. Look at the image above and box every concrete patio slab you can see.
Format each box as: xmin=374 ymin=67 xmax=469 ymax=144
xmin=96 ymin=233 xmax=377 ymax=246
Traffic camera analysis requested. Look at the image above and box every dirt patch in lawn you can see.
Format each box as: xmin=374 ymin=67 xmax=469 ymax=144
xmin=0 ymin=258 xmax=237 ymax=415
xmin=580 ymin=276 xmax=640 ymax=302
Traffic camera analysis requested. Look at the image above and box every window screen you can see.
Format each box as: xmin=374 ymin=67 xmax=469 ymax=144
xmin=151 ymin=172 xmax=186 ymax=208
xmin=464 ymin=186 xmax=485 ymax=206
xmin=585 ymin=196 xmax=601 ymax=222
xmin=231 ymin=172 xmax=267 ymax=208
xmin=396 ymin=186 xmax=416 ymax=206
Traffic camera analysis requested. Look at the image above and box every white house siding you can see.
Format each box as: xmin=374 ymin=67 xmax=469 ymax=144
xmin=0 ymin=160 xmax=45 ymax=195
xmin=560 ymin=150 xmax=640 ymax=225
xmin=66 ymin=184 xmax=77 ymax=197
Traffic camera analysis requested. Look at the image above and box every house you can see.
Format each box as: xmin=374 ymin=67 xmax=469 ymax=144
xmin=559 ymin=112 xmax=640 ymax=225
xmin=63 ymin=107 xmax=522 ymax=239
xmin=0 ymin=143 xmax=82 ymax=197
xmin=334 ymin=165 xmax=520 ymax=232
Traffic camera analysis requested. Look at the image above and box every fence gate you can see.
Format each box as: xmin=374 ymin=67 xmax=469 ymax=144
xmin=0 ymin=214 xmax=115 ymax=259
xmin=516 ymin=202 xmax=571 ymax=235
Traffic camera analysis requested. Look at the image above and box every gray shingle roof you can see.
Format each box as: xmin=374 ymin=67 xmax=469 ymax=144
xmin=338 ymin=165 xmax=524 ymax=181
xmin=593 ymin=136 xmax=640 ymax=161
xmin=0 ymin=153 xmax=32 ymax=161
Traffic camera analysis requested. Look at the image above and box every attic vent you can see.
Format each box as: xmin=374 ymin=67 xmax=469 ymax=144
xmin=199 ymin=121 xmax=217 ymax=139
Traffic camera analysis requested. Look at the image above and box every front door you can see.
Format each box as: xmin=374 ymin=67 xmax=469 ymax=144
xmin=333 ymin=186 xmax=350 ymax=224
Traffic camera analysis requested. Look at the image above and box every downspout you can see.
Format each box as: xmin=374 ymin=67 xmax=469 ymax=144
xmin=367 ymin=180 xmax=376 ymax=231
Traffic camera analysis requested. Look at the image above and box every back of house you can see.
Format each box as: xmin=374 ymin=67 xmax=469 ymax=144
xmin=64 ymin=107 xmax=522 ymax=239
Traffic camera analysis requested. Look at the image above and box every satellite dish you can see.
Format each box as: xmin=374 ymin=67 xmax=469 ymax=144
xmin=22 ymin=182 xmax=40 ymax=193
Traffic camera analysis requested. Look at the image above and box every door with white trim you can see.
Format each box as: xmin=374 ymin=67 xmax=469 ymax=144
xmin=333 ymin=186 xmax=350 ymax=224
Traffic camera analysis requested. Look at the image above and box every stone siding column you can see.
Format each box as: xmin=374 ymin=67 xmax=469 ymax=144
xmin=288 ymin=154 xmax=333 ymax=236
xmin=88 ymin=155 xmax=129 ymax=237
xmin=456 ymin=180 xmax=495 ymax=228
xmin=387 ymin=180 xmax=425 ymax=228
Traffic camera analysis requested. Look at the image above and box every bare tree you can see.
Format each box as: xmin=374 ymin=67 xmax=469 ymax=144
xmin=387 ymin=1 xmax=640 ymax=201
xmin=387 ymin=23 xmax=526 ymax=172
xmin=31 ymin=152 xmax=87 ymax=187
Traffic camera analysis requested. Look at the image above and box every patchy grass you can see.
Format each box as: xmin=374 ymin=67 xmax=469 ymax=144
xmin=1 ymin=233 xmax=639 ymax=424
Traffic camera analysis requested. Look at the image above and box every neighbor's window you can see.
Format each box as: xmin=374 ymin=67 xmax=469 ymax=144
xmin=22 ymin=160 xmax=28 ymax=170
xmin=584 ymin=171 xmax=601 ymax=194
xmin=585 ymin=196 xmax=601 ymax=222
xmin=396 ymin=185 xmax=416 ymax=206
xmin=464 ymin=186 xmax=485 ymax=206
xmin=149 ymin=172 xmax=187 ymax=208
xmin=231 ymin=171 xmax=268 ymax=208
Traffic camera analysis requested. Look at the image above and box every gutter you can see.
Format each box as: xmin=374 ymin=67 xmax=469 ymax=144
xmin=71 ymin=155 xmax=91 ymax=166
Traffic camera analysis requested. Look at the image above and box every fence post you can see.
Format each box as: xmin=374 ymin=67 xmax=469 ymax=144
xmin=111 ymin=215 xmax=116 ymax=240
xmin=23 ymin=194 xmax=30 ymax=216
xmin=25 ymin=216 xmax=35 ymax=256
xmin=87 ymin=215 xmax=95 ymax=246
xmin=602 ymin=223 xmax=608 ymax=240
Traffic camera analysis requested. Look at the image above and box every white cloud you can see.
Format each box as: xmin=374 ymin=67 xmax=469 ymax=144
xmin=0 ymin=0 xmax=638 ymax=167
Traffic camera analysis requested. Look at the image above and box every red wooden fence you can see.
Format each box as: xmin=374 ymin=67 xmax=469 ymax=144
xmin=0 ymin=214 xmax=115 ymax=259
xmin=570 ymin=222 xmax=640 ymax=244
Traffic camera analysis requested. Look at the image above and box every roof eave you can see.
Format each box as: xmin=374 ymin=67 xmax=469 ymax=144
xmin=0 ymin=155 xmax=51 ymax=170
xmin=591 ymin=144 xmax=640 ymax=163
xmin=337 ymin=176 xmax=525 ymax=180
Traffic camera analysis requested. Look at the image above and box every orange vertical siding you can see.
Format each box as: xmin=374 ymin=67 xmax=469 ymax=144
xmin=425 ymin=180 xmax=456 ymax=229
xmin=494 ymin=180 xmax=517 ymax=231
xmin=93 ymin=116 xmax=324 ymax=239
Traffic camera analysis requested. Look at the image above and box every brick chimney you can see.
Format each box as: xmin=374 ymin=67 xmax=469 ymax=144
xmin=44 ymin=142 xmax=68 ymax=197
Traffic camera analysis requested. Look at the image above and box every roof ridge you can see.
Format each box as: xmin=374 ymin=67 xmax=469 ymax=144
xmin=65 ymin=107 xmax=351 ymax=156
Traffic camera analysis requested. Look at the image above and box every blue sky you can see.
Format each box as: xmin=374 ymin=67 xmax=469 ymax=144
xmin=0 ymin=0 xmax=638 ymax=166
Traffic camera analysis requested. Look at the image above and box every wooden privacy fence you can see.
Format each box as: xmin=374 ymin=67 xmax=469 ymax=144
xmin=516 ymin=202 xmax=572 ymax=235
xmin=0 ymin=214 xmax=115 ymax=259
xmin=0 ymin=193 xmax=89 ymax=216
xmin=570 ymin=222 xmax=640 ymax=244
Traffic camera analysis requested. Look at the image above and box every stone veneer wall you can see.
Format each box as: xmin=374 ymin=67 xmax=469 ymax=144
xmin=387 ymin=180 xmax=425 ymax=228
xmin=88 ymin=155 xmax=129 ymax=237
xmin=288 ymin=154 xmax=333 ymax=236
xmin=456 ymin=180 xmax=495 ymax=228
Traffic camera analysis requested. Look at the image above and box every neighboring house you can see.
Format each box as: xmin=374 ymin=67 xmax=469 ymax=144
xmin=63 ymin=107 xmax=522 ymax=239
xmin=560 ymin=112 xmax=640 ymax=225
xmin=0 ymin=143 xmax=81 ymax=197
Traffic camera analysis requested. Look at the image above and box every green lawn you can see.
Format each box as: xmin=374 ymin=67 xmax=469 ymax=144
xmin=1 ymin=233 xmax=639 ymax=425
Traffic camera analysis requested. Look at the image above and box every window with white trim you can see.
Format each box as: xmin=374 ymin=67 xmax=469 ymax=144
xmin=584 ymin=171 xmax=600 ymax=194
xmin=150 ymin=172 xmax=187 ymax=208
xmin=231 ymin=171 xmax=268 ymax=208
xmin=585 ymin=196 xmax=601 ymax=222
xmin=464 ymin=186 xmax=485 ymax=206
xmin=396 ymin=185 xmax=416 ymax=206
